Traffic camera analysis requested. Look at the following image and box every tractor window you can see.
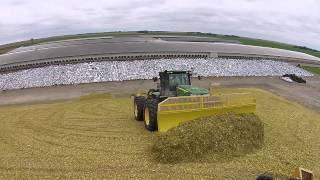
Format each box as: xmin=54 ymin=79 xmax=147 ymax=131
xmin=169 ymin=74 xmax=190 ymax=91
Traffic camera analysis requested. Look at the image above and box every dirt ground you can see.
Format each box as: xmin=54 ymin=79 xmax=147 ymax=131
xmin=1 ymin=76 xmax=320 ymax=111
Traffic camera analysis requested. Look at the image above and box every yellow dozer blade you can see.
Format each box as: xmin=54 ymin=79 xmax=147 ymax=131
xmin=157 ymin=93 xmax=256 ymax=132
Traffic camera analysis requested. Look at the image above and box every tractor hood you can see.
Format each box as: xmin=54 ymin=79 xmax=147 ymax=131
xmin=177 ymin=85 xmax=209 ymax=96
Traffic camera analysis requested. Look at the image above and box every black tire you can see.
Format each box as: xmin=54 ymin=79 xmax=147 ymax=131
xmin=256 ymin=175 xmax=274 ymax=180
xmin=134 ymin=96 xmax=145 ymax=121
xmin=144 ymin=98 xmax=158 ymax=131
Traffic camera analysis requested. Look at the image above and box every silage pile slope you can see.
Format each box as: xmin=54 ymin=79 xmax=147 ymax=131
xmin=0 ymin=89 xmax=320 ymax=178
xmin=152 ymin=113 xmax=264 ymax=163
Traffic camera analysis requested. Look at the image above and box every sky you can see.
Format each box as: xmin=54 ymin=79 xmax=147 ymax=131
xmin=1 ymin=0 xmax=320 ymax=50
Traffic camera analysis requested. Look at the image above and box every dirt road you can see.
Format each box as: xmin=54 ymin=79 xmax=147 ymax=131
xmin=1 ymin=76 xmax=319 ymax=111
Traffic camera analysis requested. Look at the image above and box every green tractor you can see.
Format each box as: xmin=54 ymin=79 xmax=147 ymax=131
xmin=133 ymin=70 xmax=210 ymax=131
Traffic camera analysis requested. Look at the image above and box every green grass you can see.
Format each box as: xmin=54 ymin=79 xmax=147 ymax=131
xmin=235 ymin=37 xmax=320 ymax=58
xmin=301 ymin=66 xmax=320 ymax=75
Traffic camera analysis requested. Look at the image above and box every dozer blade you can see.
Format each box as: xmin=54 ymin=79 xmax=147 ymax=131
xmin=157 ymin=93 xmax=256 ymax=132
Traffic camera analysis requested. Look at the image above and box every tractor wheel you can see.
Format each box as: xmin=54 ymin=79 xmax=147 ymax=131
xmin=134 ymin=96 xmax=145 ymax=121
xmin=144 ymin=98 xmax=158 ymax=131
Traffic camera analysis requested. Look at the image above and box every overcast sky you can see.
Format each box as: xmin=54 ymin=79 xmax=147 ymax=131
xmin=1 ymin=0 xmax=320 ymax=49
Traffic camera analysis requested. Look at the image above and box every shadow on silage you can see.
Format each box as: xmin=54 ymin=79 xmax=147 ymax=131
xmin=151 ymin=113 xmax=264 ymax=164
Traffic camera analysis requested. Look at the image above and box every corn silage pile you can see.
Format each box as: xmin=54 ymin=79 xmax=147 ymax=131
xmin=152 ymin=113 xmax=264 ymax=163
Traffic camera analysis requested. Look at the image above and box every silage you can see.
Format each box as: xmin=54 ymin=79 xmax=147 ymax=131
xmin=152 ymin=113 xmax=264 ymax=163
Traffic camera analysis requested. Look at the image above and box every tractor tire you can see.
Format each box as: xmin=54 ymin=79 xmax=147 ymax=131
xmin=144 ymin=98 xmax=158 ymax=131
xmin=134 ymin=96 xmax=145 ymax=121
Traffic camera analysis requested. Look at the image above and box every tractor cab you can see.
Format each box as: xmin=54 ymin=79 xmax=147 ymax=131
xmin=150 ymin=70 xmax=209 ymax=100
xmin=159 ymin=71 xmax=192 ymax=97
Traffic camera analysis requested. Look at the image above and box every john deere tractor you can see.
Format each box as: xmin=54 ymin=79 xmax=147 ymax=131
xmin=133 ymin=70 xmax=256 ymax=132
xmin=134 ymin=71 xmax=207 ymax=131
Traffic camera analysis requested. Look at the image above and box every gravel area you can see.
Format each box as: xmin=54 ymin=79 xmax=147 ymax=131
xmin=0 ymin=58 xmax=313 ymax=91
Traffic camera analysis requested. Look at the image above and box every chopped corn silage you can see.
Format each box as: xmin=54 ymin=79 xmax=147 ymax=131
xmin=152 ymin=113 xmax=264 ymax=163
xmin=0 ymin=88 xmax=319 ymax=179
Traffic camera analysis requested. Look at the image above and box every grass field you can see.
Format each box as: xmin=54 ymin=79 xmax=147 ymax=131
xmin=0 ymin=89 xmax=319 ymax=179
xmin=301 ymin=66 xmax=320 ymax=75
xmin=221 ymin=35 xmax=320 ymax=58
xmin=239 ymin=39 xmax=320 ymax=58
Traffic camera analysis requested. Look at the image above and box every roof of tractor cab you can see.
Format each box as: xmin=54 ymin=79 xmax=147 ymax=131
xmin=161 ymin=70 xmax=192 ymax=74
